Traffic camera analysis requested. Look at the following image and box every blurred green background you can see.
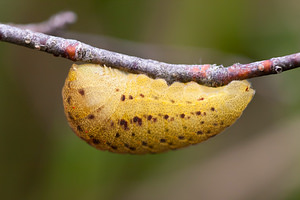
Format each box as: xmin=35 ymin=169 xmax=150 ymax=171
xmin=1 ymin=0 xmax=300 ymax=200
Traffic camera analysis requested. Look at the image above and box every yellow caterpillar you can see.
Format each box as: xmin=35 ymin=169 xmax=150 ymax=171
xmin=62 ymin=64 xmax=255 ymax=154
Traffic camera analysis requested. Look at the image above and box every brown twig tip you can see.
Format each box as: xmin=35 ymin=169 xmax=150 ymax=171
xmin=0 ymin=11 xmax=300 ymax=87
xmin=9 ymin=11 xmax=77 ymax=34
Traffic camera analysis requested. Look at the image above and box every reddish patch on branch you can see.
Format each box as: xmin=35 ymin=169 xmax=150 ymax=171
xmin=188 ymin=64 xmax=210 ymax=80
xmin=66 ymin=43 xmax=78 ymax=60
xmin=191 ymin=66 xmax=201 ymax=73
xmin=228 ymin=65 xmax=251 ymax=79
xmin=262 ymin=60 xmax=272 ymax=72
xmin=240 ymin=67 xmax=251 ymax=78
xmin=199 ymin=64 xmax=210 ymax=76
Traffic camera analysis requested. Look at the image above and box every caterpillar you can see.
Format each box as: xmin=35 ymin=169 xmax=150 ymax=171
xmin=62 ymin=64 xmax=255 ymax=154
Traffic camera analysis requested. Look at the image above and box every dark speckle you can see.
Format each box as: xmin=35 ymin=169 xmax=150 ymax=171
xmin=111 ymin=145 xmax=118 ymax=150
xmin=121 ymin=95 xmax=125 ymax=101
xmin=68 ymin=112 xmax=75 ymax=121
xmin=211 ymin=107 xmax=215 ymax=111
xmin=197 ymin=131 xmax=203 ymax=135
xmin=129 ymin=95 xmax=133 ymax=99
xmin=168 ymin=142 xmax=173 ymax=145
xmin=183 ymin=126 xmax=187 ymax=129
xmin=129 ymin=147 xmax=136 ymax=151
xmin=67 ymin=96 xmax=71 ymax=104
xmin=115 ymin=133 xmax=120 ymax=138
xmin=124 ymin=143 xmax=129 ymax=148
xmin=131 ymin=133 xmax=135 ymax=137
xmin=170 ymin=117 xmax=175 ymax=121
xmin=133 ymin=116 xmax=138 ymax=122
xmin=147 ymin=115 xmax=152 ymax=120
xmin=133 ymin=116 xmax=142 ymax=126
xmin=160 ymin=139 xmax=166 ymax=143
xmin=116 ymin=88 xmax=119 ymax=92
xmin=88 ymin=114 xmax=95 ymax=119
xmin=207 ymin=130 xmax=211 ymax=134
xmin=142 ymin=141 xmax=147 ymax=146
xmin=153 ymin=118 xmax=157 ymax=122
xmin=186 ymin=101 xmax=192 ymax=104
xmin=213 ymin=123 xmax=218 ymax=126
xmin=92 ymin=139 xmax=100 ymax=144
xmin=120 ymin=119 xmax=129 ymax=130
xmin=78 ymin=89 xmax=85 ymax=96
xmin=147 ymin=130 xmax=151 ymax=134
xmin=77 ymin=125 xmax=83 ymax=132
xmin=196 ymin=111 xmax=201 ymax=115
xmin=111 ymin=121 xmax=114 ymax=127
xmin=198 ymin=97 xmax=204 ymax=101
xmin=164 ymin=115 xmax=169 ymax=120
xmin=170 ymin=99 xmax=175 ymax=103
xmin=200 ymin=121 xmax=205 ymax=124
xmin=140 ymin=93 xmax=145 ymax=98
xmin=180 ymin=114 xmax=185 ymax=118
xmin=178 ymin=136 xmax=185 ymax=140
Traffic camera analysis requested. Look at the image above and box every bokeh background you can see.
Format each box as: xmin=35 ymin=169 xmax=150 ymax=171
xmin=1 ymin=0 xmax=300 ymax=200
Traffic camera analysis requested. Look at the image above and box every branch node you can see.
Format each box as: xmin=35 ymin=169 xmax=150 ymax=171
xmin=274 ymin=66 xmax=283 ymax=74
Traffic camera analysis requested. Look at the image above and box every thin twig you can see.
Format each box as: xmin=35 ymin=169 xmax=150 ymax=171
xmin=9 ymin=11 xmax=77 ymax=34
xmin=0 ymin=13 xmax=299 ymax=86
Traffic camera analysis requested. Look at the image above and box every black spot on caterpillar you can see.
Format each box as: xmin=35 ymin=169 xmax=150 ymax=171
xmin=62 ymin=64 xmax=255 ymax=154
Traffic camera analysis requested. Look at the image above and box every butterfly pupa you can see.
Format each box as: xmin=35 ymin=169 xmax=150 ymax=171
xmin=62 ymin=64 xmax=255 ymax=154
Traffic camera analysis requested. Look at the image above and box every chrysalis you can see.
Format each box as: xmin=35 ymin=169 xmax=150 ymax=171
xmin=62 ymin=64 xmax=255 ymax=154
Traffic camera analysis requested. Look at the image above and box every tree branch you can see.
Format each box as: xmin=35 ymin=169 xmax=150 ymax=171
xmin=0 ymin=12 xmax=299 ymax=86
